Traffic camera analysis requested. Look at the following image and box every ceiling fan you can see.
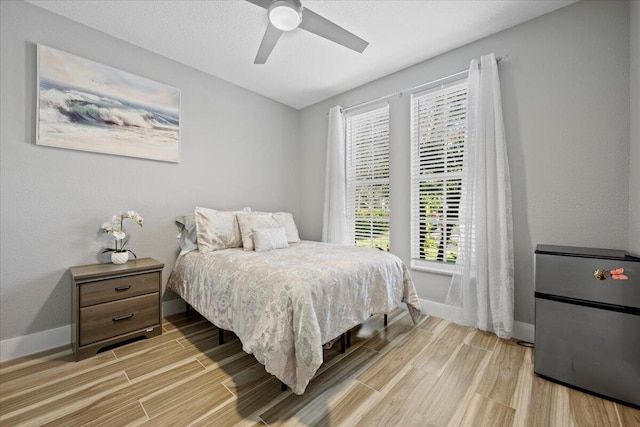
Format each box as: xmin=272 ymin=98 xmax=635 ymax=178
xmin=246 ymin=0 xmax=369 ymax=64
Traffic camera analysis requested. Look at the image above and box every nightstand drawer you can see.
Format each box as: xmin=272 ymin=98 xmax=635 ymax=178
xmin=80 ymin=293 xmax=159 ymax=345
xmin=79 ymin=272 xmax=159 ymax=307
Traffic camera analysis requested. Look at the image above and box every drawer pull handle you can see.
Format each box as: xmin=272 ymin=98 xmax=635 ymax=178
xmin=113 ymin=313 xmax=134 ymax=322
xmin=115 ymin=285 xmax=131 ymax=292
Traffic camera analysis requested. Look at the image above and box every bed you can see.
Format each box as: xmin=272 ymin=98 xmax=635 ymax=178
xmin=167 ymin=239 xmax=421 ymax=394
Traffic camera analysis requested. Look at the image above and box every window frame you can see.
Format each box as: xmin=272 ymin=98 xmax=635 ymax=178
xmin=409 ymin=77 xmax=469 ymax=274
xmin=345 ymin=103 xmax=391 ymax=251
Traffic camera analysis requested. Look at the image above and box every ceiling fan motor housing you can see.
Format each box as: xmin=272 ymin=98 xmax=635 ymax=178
xmin=268 ymin=0 xmax=303 ymax=31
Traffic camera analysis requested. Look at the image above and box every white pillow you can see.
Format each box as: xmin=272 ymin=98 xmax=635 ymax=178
xmin=253 ymin=226 xmax=289 ymax=252
xmin=237 ymin=213 xmax=279 ymax=251
xmin=194 ymin=207 xmax=250 ymax=253
xmin=272 ymin=212 xmax=301 ymax=243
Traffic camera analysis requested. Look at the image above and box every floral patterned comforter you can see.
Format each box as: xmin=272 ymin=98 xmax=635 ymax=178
xmin=167 ymin=241 xmax=421 ymax=394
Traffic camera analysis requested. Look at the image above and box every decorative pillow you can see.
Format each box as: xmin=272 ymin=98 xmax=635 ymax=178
xmin=175 ymin=213 xmax=197 ymax=254
xmin=237 ymin=213 xmax=279 ymax=251
xmin=252 ymin=226 xmax=289 ymax=252
xmin=272 ymin=212 xmax=301 ymax=243
xmin=194 ymin=207 xmax=250 ymax=253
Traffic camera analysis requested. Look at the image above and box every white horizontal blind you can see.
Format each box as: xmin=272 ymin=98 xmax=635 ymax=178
xmin=410 ymin=79 xmax=468 ymax=266
xmin=346 ymin=105 xmax=390 ymax=251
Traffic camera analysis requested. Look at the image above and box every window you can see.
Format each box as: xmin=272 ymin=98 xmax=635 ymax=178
xmin=410 ymin=78 xmax=468 ymax=272
xmin=346 ymin=105 xmax=390 ymax=251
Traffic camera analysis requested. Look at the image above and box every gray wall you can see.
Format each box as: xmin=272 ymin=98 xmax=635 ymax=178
xmin=1 ymin=0 xmax=634 ymax=343
xmin=299 ymin=0 xmax=631 ymax=324
xmin=0 ymin=1 xmax=301 ymax=340
xmin=631 ymin=0 xmax=640 ymax=255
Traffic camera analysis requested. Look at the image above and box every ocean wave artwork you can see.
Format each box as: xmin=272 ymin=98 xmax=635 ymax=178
xmin=37 ymin=45 xmax=180 ymax=162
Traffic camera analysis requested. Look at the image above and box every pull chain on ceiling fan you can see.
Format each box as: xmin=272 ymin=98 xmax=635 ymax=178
xmin=246 ymin=0 xmax=369 ymax=64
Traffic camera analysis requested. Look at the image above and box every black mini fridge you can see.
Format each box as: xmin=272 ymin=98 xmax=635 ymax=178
xmin=534 ymin=245 xmax=640 ymax=408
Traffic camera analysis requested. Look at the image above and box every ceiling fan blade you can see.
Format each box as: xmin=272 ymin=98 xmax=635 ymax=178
xmin=245 ymin=0 xmax=270 ymax=9
xmin=299 ymin=8 xmax=369 ymax=53
xmin=254 ymin=23 xmax=283 ymax=64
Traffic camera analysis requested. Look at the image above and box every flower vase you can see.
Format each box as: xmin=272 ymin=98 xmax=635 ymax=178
xmin=111 ymin=251 xmax=129 ymax=264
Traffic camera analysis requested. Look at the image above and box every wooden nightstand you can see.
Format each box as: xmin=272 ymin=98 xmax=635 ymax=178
xmin=70 ymin=258 xmax=164 ymax=361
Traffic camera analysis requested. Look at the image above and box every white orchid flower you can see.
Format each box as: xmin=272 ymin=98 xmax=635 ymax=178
xmin=100 ymin=210 xmax=143 ymax=255
xmin=129 ymin=211 xmax=144 ymax=225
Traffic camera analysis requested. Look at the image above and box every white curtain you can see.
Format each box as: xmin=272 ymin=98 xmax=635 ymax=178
xmin=445 ymin=53 xmax=515 ymax=339
xmin=322 ymin=106 xmax=349 ymax=244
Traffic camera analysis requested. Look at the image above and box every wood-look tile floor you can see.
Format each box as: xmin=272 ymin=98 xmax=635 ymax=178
xmin=1 ymin=310 xmax=638 ymax=426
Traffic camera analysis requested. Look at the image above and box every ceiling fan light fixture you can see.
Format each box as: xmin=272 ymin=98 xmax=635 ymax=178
xmin=268 ymin=0 xmax=302 ymax=31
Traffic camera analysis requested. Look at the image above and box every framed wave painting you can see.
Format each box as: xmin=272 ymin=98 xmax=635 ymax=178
xmin=37 ymin=45 xmax=180 ymax=162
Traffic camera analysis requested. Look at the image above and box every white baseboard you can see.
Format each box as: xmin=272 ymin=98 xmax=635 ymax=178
xmin=513 ymin=321 xmax=535 ymax=344
xmin=0 ymin=299 xmax=188 ymax=362
xmin=419 ymin=298 xmax=534 ymax=343
xmin=2 ymin=298 xmax=533 ymax=362
xmin=0 ymin=325 xmax=71 ymax=362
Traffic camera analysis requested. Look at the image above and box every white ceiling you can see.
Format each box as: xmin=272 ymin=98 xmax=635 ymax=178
xmin=27 ymin=0 xmax=578 ymax=110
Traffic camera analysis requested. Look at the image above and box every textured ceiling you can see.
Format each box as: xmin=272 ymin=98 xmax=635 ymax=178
xmin=26 ymin=0 xmax=578 ymax=109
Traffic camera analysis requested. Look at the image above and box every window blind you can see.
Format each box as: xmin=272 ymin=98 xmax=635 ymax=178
xmin=346 ymin=105 xmax=390 ymax=251
xmin=410 ymin=79 xmax=468 ymax=267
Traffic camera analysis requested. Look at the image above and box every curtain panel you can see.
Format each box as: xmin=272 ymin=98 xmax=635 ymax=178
xmin=446 ymin=53 xmax=515 ymax=339
xmin=321 ymin=105 xmax=349 ymax=244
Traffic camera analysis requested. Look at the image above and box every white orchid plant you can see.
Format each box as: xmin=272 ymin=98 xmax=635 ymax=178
xmin=100 ymin=210 xmax=143 ymax=257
